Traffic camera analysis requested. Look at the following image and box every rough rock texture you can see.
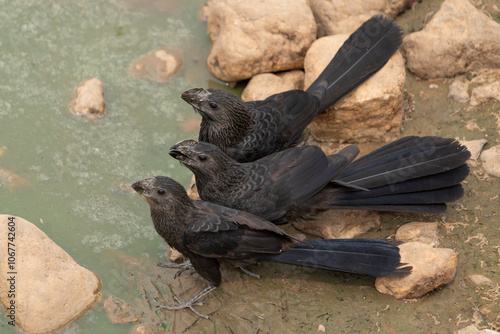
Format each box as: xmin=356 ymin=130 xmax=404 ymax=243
xmin=395 ymin=222 xmax=439 ymax=247
xmin=0 ymin=215 xmax=101 ymax=333
xmin=130 ymin=48 xmax=182 ymax=83
xmin=304 ymin=34 xmax=405 ymax=143
xmin=103 ymin=296 xmax=139 ymax=324
xmin=466 ymin=274 xmax=494 ymax=287
xmin=459 ymin=139 xmax=487 ymax=161
xmin=402 ymin=0 xmax=500 ymax=79
xmin=292 ymin=210 xmax=380 ymax=239
xmin=448 ymin=76 xmax=469 ymax=102
xmin=186 ymin=175 xmax=200 ymax=201
xmin=375 ymin=242 xmax=457 ymax=299
xmin=201 ymin=0 xmax=316 ymax=83
xmin=309 ymin=0 xmax=420 ymax=36
xmin=480 ymin=145 xmax=500 ymax=178
xmin=241 ymin=70 xmax=304 ymax=102
xmin=470 ymin=81 xmax=500 ymax=107
xmin=458 ymin=325 xmax=500 ymax=334
xmin=166 ymin=247 xmax=184 ymax=263
xmin=69 ymin=78 xmax=106 ymax=120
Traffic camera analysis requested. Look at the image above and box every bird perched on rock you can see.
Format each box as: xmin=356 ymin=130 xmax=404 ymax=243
xmin=132 ymin=176 xmax=410 ymax=318
xmin=170 ymin=136 xmax=470 ymax=224
xmin=181 ymin=16 xmax=404 ymax=162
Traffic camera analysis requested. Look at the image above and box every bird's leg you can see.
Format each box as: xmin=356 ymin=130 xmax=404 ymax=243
xmin=158 ymin=260 xmax=193 ymax=278
xmin=158 ymin=285 xmax=215 ymax=319
xmin=238 ymin=266 xmax=263 ymax=280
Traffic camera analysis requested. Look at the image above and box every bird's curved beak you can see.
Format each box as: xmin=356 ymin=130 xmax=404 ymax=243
xmin=181 ymin=88 xmax=210 ymax=105
xmin=169 ymin=140 xmax=198 ymax=161
xmin=131 ymin=178 xmax=155 ymax=197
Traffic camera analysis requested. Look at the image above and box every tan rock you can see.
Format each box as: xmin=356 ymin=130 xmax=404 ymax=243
xmin=0 ymin=215 xmax=101 ymax=333
xmin=103 ymin=296 xmax=139 ymax=324
xmin=458 ymin=324 xmax=500 ymax=334
xmin=304 ymin=35 xmax=405 ymax=143
xmin=466 ymin=274 xmax=494 ymax=287
xmin=292 ymin=210 xmax=380 ymax=239
xmin=459 ymin=139 xmax=487 ymax=161
xmin=480 ymin=145 xmax=500 ymax=178
xmin=402 ymin=0 xmax=500 ymax=79
xmin=69 ymin=78 xmax=106 ymax=120
xmin=395 ymin=222 xmax=439 ymax=247
xmin=241 ymin=70 xmax=304 ymax=102
xmin=130 ymin=48 xmax=182 ymax=83
xmin=186 ymin=175 xmax=200 ymax=200
xmin=375 ymin=242 xmax=457 ymax=299
xmin=309 ymin=0 xmax=419 ymax=37
xmin=201 ymin=0 xmax=316 ymax=83
xmin=470 ymin=81 xmax=500 ymax=107
xmin=448 ymin=76 xmax=469 ymax=102
xmin=166 ymin=247 xmax=184 ymax=263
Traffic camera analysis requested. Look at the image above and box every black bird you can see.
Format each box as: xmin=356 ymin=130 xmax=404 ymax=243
xmin=132 ymin=176 xmax=410 ymax=318
xmin=170 ymin=136 xmax=471 ymax=224
xmin=181 ymin=16 xmax=404 ymax=162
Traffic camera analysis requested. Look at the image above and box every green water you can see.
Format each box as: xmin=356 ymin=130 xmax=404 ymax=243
xmin=0 ymin=0 xmax=210 ymax=332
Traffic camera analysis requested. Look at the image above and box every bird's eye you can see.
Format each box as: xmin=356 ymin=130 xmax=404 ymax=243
xmin=209 ymin=102 xmax=217 ymax=109
xmin=157 ymin=189 xmax=165 ymax=195
xmin=198 ymin=155 xmax=207 ymax=161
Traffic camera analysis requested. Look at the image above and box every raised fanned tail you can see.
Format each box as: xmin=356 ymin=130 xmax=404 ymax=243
xmin=307 ymin=16 xmax=404 ymax=113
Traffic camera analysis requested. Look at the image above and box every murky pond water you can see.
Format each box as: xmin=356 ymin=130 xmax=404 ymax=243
xmin=1 ymin=0 xmax=499 ymax=333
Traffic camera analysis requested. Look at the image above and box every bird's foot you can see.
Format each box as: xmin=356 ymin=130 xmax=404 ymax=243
xmin=239 ymin=266 xmax=263 ymax=280
xmin=158 ymin=285 xmax=215 ymax=319
xmin=158 ymin=260 xmax=193 ymax=279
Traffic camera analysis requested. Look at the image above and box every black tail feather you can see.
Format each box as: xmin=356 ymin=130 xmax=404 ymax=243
xmin=295 ymin=136 xmax=470 ymax=216
xmin=259 ymin=239 xmax=411 ymax=278
xmin=306 ymin=16 xmax=403 ymax=112
xmin=337 ymin=136 xmax=471 ymax=189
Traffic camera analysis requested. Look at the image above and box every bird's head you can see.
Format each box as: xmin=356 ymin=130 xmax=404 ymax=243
xmin=181 ymin=88 xmax=246 ymax=124
xmin=169 ymin=139 xmax=236 ymax=181
xmin=131 ymin=176 xmax=191 ymax=210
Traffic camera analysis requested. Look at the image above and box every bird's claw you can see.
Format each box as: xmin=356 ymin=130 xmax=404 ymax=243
xmin=158 ymin=260 xmax=193 ymax=279
xmin=157 ymin=285 xmax=215 ymax=320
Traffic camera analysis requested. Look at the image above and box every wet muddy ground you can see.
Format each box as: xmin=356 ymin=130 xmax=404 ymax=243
xmin=1 ymin=0 xmax=499 ymax=333
xmin=113 ymin=2 xmax=500 ymax=333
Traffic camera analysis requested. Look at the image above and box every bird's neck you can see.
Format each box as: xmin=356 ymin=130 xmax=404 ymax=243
xmin=195 ymin=161 xmax=247 ymax=195
xmin=150 ymin=198 xmax=195 ymax=250
xmin=199 ymin=106 xmax=254 ymax=151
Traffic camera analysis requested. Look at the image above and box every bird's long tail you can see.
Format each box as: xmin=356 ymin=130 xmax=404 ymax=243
xmin=259 ymin=239 xmax=410 ymax=277
xmin=319 ymin=136 xmax=471 ymax=213
xmin=306 ymin=15 xmax=403 ymax=113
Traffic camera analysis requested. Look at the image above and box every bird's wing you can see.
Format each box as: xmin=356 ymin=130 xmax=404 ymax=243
xmin=183 ymin=201 xmax=305 ymax=258
xmin=251 ymin=146 xmax=343 ymax=215
xmin=247 ymin=90 xmax=321 ymax=149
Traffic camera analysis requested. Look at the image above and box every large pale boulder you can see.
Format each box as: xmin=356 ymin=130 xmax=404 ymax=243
xmin=375 ymin=242 xmax=457 ymax=299
xmin=201 ymin=0 xmax=316 ymax=83
xmin=0 ymin=215 xmax=101 ymax=333
xmin=402 ymin=0 xmax=500 ymax=79
xmin=241 ymin=70 xmax=304 ymax=102
xmin=309 ymin=0 xmax=420 ymax=36
xmin=304 ymin=34 xmax=405 ymax=143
